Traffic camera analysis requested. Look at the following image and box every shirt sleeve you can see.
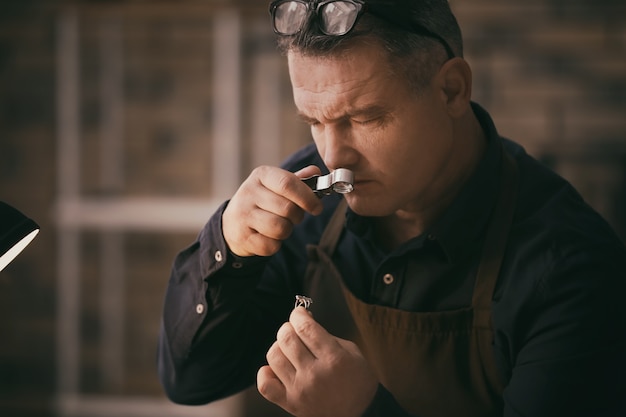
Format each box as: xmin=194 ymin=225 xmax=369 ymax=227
xmin=157 ymin=201 xmax=285 ymax=405
xmin=157 ymin=144 xmax=325 ymax=405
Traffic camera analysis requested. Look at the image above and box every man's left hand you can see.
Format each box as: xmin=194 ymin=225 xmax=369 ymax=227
xmin=257 ymin=307 xmax=379 ymax=417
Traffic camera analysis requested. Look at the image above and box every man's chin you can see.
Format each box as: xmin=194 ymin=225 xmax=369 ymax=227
xmin=344 ymin=194 xmax=388 ymax=217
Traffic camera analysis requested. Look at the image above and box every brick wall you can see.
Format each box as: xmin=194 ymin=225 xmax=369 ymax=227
xmin=0 ymin=1 xmax=624 ymax=416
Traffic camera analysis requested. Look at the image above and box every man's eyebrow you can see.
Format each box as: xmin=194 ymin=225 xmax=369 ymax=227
xmin=297 ymin=111 xmax=319 ymax=125
xmin=347 ymin=105 xmax=388 ymax=118
xmin=297 ymin=105 xmax=388 ymax=124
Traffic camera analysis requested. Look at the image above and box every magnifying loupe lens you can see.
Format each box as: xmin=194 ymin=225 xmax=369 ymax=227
xmin=332 ymin=181 xmax=354 ymax=194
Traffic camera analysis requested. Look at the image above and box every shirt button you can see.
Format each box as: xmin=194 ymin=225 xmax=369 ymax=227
xmin=427 ymin=234 xmax=436 ymax=241
xmin=214 ymin=250 xmax=223 ymax=262
xmin=196 ymin=303 xmax=204 ymax=314
xmin=232 ymin=262 xmax=243 ymax=269
xmin=383 ymin=273 xmax=394 ymax=285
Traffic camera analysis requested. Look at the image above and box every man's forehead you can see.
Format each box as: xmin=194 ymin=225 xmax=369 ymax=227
xmin=290 ymin=67 xmax=399 ymax=125
xmin=287 ymin=43 xmax=390 ymax=80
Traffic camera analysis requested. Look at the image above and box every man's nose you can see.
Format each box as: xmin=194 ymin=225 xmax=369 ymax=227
xmin=321 ymin=124 xmax=358 ymax=170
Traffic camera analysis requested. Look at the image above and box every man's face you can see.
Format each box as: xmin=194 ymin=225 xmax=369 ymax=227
xmin=288 ymin=41 xmax=456 ymax=217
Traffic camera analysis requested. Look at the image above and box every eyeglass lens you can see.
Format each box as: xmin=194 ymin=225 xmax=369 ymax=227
xmin=319 ymin=2 xmax=361 ymax=35
xmin=274 ymin=1 xmax=309 ymax=35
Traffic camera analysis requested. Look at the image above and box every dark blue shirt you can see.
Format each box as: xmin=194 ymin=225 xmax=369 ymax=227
xmin=158 ymin=103 xmax=626 ymax=416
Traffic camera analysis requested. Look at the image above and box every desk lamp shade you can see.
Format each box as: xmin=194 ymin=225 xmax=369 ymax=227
xmin=0 ymin=201 xmax=40 ymax=272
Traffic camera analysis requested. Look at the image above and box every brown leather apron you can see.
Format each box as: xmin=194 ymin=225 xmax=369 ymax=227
xmin=303 ymin=149 xmax=518 ymax=417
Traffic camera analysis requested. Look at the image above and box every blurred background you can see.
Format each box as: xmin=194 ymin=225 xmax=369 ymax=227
xmin=0 ymin=0 xmax=624 ymax=416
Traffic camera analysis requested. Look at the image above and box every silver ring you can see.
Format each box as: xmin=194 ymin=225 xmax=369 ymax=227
xmin=294 ymin=295 xmax=313 ymax=310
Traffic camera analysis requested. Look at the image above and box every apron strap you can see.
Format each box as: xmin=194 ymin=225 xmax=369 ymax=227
xmin=471 ymin=147 xmax=519 ymax=319
xmin=303 ymin=197 xmax=354 ymax=338
xmin=317 ymin=197 xmax=348 ymax=254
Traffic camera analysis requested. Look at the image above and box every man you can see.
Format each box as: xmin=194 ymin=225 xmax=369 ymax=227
xmin=158 ymin=0 xmax=626 ymax=416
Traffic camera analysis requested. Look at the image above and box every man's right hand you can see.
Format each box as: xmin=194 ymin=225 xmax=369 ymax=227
xmin=222 ymin=165 xmax=324 ymax=257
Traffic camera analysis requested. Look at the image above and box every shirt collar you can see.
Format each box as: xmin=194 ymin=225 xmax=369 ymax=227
xmin=346 ymin=102 xmax=503 ymax=262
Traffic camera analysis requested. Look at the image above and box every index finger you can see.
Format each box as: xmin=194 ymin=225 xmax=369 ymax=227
xmin=289 ymin=307 xmax=338 ymax=357
xmin=260 ymin=168 xmax=323 ymax=216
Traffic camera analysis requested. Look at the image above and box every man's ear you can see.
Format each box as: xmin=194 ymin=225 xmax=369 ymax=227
xmin=435 ymin=57 xmax=472 ymax=118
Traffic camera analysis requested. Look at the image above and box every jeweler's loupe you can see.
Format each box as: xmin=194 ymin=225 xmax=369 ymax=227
xmin=302 ymin=168 xmax=354 ymax=197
